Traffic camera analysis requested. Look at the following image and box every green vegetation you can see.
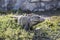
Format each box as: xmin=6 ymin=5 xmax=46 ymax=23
xmin=33 ymin=16 xmax=60 ymax=40
xmin=0 ymin=15 xmax=34 ymax=40
xmin=0 ymin=14 xmax=60 ymax=40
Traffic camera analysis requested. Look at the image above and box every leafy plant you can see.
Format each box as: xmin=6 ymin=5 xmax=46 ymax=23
xmin=0 ymin=15 xmax=34 ymax=40
xmin=33 ymin=16 xmax=60 ymax=40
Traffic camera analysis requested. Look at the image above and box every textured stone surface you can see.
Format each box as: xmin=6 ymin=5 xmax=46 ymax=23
xmin=0 ymin=0 xmax=60 ymax=11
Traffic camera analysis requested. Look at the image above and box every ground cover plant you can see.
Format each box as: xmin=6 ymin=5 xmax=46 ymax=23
xmin=0 ymin=14 xmax=60 ymax=40
xmin=33 ymin=16 xmax=60 ymax=40
xmin=0 ymin=15 xmax=34 ymax=40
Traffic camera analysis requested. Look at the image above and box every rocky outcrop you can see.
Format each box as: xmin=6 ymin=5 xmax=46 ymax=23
xmin=0 ymin=0 xmax=60 ymax=12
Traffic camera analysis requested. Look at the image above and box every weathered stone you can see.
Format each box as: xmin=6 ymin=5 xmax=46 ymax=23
xmin=0 ymin=0 xmax=60 ymax=11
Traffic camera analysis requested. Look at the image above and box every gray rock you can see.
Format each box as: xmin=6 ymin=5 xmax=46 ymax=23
xmin=0 ymin=0 xmax=60 ymax=11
